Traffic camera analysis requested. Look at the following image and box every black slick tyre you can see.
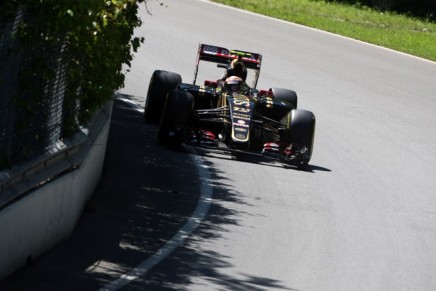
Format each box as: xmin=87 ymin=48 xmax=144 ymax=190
xmin=144 ymin=70 xmax=182 ymax=124
xmin=282 ymin=109 xmax=316 ymax=165
xmin=270 ymin=88 xmax=298 ymax=109
xmin=158 ymin=89 xmax=194 ymax=146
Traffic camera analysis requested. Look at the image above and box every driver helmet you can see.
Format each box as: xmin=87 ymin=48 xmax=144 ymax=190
xmin=227 ymin=59 xmax=247 ymax=81
xmin=224 ymin=76 xmax=244 ymax=93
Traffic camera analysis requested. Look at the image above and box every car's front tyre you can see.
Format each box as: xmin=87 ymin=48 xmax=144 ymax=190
xmin=158 ymin=89 xmax=194 ymax=146
xmin=281 ymin=109 xmax=316 ymax=166
xmin=144 ymin=70 xmax=182 ymax=124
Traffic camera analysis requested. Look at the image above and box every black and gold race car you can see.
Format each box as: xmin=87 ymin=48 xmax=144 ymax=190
xmin=144 ymin=44 xmax=315 ymax=168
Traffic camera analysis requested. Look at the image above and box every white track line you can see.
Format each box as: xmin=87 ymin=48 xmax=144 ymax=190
xmin=99 ymin=153 xmax=213 ymax=290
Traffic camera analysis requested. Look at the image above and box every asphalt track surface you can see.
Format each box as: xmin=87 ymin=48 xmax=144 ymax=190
xmin=2 ymin=0 xmax=436 ymax=290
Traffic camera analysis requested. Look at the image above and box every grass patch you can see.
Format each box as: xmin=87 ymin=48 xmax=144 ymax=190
xmin=212 ymin=0 xmax=436 ymax=61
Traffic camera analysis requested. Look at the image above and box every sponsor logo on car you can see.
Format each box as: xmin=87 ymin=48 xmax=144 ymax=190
xmin=233 ymin=122 xmax=249 ymax=128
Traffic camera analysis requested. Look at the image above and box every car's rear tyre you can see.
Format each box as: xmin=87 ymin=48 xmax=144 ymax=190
xmin=270 ymin=88 xmax=298 ymax=109
xmin=158 ymin=89 xmax=194 ymax=146
xmin=144 ymin=70 xmax=182 ymax=124
xmin=281 ymin=109 xmax=316 ymax=165
xmin=257 ymin=88 xmax=298 ymax=122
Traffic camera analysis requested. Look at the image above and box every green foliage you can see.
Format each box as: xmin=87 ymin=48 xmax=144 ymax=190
xmin=0 ymin=0 xmax=146 ymax=135
xmin=324 ymin=0 xmax=436 ymax=22
xmin=212 ymin=0 xmax=436 ymax=61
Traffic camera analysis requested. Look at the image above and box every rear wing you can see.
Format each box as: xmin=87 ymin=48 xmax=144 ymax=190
xmin=193 ymin=43 xmax=262 ymax=86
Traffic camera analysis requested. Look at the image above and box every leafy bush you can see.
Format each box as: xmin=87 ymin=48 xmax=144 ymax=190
xmin=0 ymin=0 xmax=146 ymax=169
xmin=325 ymin=0 xmax=436 ymax=21
xmin=0 ymin=0 xmax=145 ymax=135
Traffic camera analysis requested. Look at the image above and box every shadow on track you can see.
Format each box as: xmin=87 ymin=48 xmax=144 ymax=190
xmin=0 ymin=94 xmax=299 ymax=291
xmin=188 ymin=138 xmax=331 ymax=174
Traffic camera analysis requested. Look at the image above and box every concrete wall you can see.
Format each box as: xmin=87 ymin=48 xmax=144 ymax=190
xmin=0 ymin=102 xmax=112 ymax=280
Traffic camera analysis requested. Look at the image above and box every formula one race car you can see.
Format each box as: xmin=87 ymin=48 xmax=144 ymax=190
xmin=144 ymin=44 xmax=315 ymax=168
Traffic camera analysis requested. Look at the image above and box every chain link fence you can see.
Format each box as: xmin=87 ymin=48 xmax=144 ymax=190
xmin=0 ymin=9 xmax=70 ymax=170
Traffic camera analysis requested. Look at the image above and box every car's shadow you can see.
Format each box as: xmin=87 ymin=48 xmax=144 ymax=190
xmin=173 ymin=143 xmax=331 ymax=173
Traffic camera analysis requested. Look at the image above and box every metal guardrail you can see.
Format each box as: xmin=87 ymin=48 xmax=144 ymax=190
xmin=0 ymin=101 xmax=112 ymax=211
